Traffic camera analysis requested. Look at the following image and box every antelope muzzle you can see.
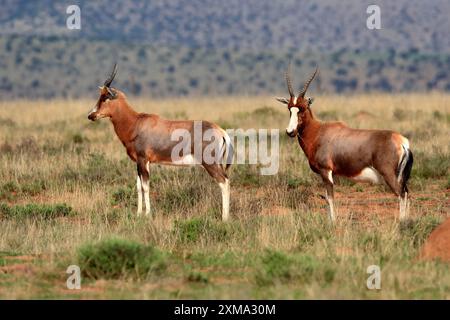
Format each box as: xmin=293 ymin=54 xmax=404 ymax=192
xmin=88 ymin=108 xmax=98 ymax=121
xmin=286 ymin=129 xmax=297 ymax=137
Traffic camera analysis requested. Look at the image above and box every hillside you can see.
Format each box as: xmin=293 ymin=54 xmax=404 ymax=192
xmin=1 ymin=0 xmax=450 ymax=98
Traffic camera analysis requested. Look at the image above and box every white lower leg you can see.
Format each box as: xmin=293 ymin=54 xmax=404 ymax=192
xmin=219 ymin=179 xmax=230 ymax=221
xmin=326 ymin=190 xmax=336 ymax=223
xmin=399 ymin=192 xmax=408 ymax=220
xmin=141 ymin=176 xmax=151 ymax=216
xmin=136 ymin=175 xmax=143 ymax=215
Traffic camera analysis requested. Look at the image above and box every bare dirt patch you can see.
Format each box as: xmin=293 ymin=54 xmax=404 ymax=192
xmin=308 ymin=183 xmax=448 ymax=224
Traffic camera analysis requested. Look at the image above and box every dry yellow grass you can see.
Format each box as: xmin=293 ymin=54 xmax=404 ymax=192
xmin=0 ymin=94 xmax=448 ymax=299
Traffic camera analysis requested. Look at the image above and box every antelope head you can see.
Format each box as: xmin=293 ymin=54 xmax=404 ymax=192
xmin=88 ymin=63 xmax=120 ymax=121
xmin=276 ymin=65 xmax=318 ymax=137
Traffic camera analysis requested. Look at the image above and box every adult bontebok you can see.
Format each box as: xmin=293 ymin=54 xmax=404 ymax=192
xmin=88 ymin=64 xmax=233 ymax=221
xmin=276 ymin=66 xmax=413 ymax=222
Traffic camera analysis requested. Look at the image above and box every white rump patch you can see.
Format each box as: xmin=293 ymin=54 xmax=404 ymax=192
xmin=351 ymin=167 xmax=383 ymax=184
xmin=401 ymin=137 xmax=410 ymax=150
xmin=286 ymin=107 xmax=299 ymax=134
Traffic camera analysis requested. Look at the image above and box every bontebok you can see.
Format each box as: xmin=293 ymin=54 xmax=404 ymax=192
xmin=88 ymin=64 xmax=233 ymax=221
xmin=276 ymin=65 xmax=413 ymax=222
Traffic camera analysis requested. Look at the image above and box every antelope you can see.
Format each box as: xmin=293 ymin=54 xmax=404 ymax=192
xmin=87 ymin=64 xmax=233 ymax=221
xmin=276 ymin=66 xmax=413 ymax=222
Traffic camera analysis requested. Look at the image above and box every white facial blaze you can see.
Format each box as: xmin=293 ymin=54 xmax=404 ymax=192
xmin=286 ymin=107 xmax=299 ymax=134
xmin=88 ymin=105 xmax=98 ymax=116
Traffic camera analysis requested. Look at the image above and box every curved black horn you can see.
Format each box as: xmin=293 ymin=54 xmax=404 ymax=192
xmin=104 ymin=63 xmax=118 ymax=87
xmin=298 ymin=67 xmax=318 ymax=98
xmin=285 ymin=62 xmax=294 ymax=98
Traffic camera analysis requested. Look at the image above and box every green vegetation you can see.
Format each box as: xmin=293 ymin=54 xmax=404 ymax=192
xmin=413 ymin=151 xmax=449 ymax=179
xmin=0 ymin=203 xmax=73 ymax=220
xmin=174 ymin=218 xmax=231 ymax=244
xmin=77 ymin=238 xmax=167 ymax=280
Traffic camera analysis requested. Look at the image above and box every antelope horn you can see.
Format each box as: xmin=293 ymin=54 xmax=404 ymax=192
xmin=285 ymin=62 xmax=294 ymax=98
xmin=298 ymin=67 xmax=318 ymax=98
xmin=104 ymin=63 xmax=118 ymax=87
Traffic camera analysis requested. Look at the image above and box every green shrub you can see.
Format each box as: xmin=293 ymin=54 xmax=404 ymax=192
xmin=256 ymin=250 xmax=335 ymax=286
xmin=77 ymin=238 xmax=167 ymax=280
xmin=255 ymin=250 xmax=293 ymax=285
xmin=0 ymin=203 xmax=73 ymax=220
xmin=174 ymin=217 xmax=230 ymax=244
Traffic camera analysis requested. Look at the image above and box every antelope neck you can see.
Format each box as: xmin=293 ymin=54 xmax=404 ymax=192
xmin=297 ymin=110 xmax=321 ymax=159
xmin=110 ymin=100 xmax=139 ymax=144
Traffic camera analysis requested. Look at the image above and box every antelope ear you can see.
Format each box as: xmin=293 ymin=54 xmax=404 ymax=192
xmin=308 ymin=97 xmax=315 ymax=106
xmin=275 ymin=97 xmax=289 ymax=105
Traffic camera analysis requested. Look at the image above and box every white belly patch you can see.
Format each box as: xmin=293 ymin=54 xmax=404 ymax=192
xmin=168 ymin=154 xmax=200 ymax=166
xmin=351 ymin=167 xmax=383 ymax=184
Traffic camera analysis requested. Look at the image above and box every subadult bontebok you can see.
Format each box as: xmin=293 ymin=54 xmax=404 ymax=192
xmin=88 ymin=64 xmax=233 ymax=221
xmin=276 ymin=65 xmax=413 ymax=222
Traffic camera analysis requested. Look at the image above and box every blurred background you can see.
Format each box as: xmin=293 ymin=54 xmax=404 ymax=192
xmin=1 ymin=0 xmax=450 ymax=99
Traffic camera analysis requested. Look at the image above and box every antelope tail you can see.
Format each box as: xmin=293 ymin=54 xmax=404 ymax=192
xmin=397 ymin=144 xmax=414 ymax=195
xmin=219 ymin=129 xmax=233 ymax=172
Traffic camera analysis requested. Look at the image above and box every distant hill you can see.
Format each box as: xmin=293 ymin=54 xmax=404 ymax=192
xmin=1 ymin=0 xmax=450 ymax=98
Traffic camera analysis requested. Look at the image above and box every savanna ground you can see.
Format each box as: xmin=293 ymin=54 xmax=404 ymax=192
xmin=0 ymin=94 xmax=449 ymax=299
